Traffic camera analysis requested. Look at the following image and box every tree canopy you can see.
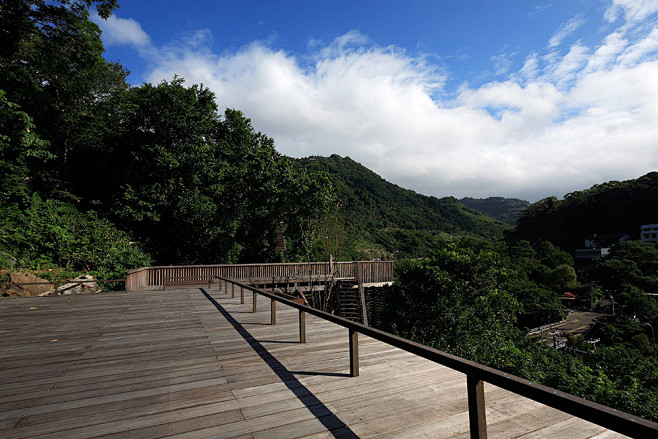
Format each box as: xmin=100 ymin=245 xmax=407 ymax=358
xmin=0 ymin=0 xmax=334 ymax=278
xmin=381 ymin=239 xmax=658 ymax=421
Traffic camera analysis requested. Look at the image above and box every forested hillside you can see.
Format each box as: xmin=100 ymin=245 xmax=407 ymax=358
xmin=461 ymin=196 xmax=529 ymax=225
xmin=294 ymin=155 xmax=510 ymax=259
xmin=507 ymin=172 xmax=658 ymax=250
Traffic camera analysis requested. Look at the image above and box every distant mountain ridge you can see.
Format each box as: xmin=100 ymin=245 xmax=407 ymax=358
xmin=293 ymin=155 xmax=510 ymax=259
xmin=461 ymin=197 xmax=529 ymax=225
xmin=506 ymin=171 xmax=658 ymax=250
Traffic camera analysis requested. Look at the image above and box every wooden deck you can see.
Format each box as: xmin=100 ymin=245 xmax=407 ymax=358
xmin=0 ymin=286 xmax=628 ymax=438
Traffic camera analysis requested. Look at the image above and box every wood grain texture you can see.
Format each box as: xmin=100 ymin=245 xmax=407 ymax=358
xmin=1 ymin=288 xmax=628 ymax=438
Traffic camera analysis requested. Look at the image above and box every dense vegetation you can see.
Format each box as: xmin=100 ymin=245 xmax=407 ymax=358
xmin=507 ymin=172 xmax=658 ymax=249
xmin=460 ymin=196 xmax=529 ymax=225
xmin=295 ymin=155 xmax=510 ymax=259
xmin=381 ymin=239 xmax=658 ymax=421
xmin=0 ymin=0 xmax=333 ymax=280
xmin=379 ymin=175 xmax=658 ymax=421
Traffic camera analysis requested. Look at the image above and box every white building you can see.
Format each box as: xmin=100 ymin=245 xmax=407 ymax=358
xmin=641 ymin=224 xmax=658 ymax=242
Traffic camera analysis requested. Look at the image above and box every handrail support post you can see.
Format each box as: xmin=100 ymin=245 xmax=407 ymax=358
xmin=240 ymin=286 xmax=244 ymax=304
xmin=271 ymin=299 xmax=276 ymax=325
xmin=299 ymin=310 xmax=306 ymax=343
xmin=349 ymin=328 xmax=359 ymax=377
xmin=467 ymin=374 xmax=487 ymax=439
xmin=253 ymin=292 xmax=257 ymax=313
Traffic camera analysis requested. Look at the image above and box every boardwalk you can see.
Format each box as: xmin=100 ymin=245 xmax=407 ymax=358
xmin=1 ymin=286 xmax=628 ymax=438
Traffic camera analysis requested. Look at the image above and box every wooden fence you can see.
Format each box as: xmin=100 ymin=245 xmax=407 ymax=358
xmin=125 ymin=261 xmax=394 ymax=291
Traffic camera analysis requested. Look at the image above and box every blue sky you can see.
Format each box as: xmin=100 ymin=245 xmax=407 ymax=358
xmin=93 ymin=1 xmax=658 ymax=201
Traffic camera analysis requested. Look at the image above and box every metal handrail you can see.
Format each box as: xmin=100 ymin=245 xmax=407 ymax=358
xmin=214 ymin=275 xmax=658 ymax=439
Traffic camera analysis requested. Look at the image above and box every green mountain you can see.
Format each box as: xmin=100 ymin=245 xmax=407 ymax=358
xmin=461 ymin=197 xmax=529 ymax=225
xmin=507 ymin=172 xmax=658 ymax=250
xmin=293 ymin=155 xmax=510 ymax=259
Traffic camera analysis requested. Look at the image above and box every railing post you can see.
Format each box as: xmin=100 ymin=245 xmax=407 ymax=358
xmin=299 ymin=310 xmax=306 ymax=343
xmin=231 ymin=282 xmax=235 ymax=298
xmin=224 ymin=280 xmax=228 ymax=295
xmin=253 ymin=292 xmax=257 ymax=313
xmin=240 ymin=286 xmax=244 ymax=304
xmin=271 ymin=299 xmax=276 ymax=325
xmin=467 ymin=374 xmax=487 ymax=439
xmin=349 ymin=328 xmax=359 ymax=377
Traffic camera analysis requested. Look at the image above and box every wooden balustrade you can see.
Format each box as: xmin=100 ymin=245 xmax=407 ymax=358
xmin=214 ymin=275 xmax=658 ymax=439
xmin=126 ymin=260 xmax=394 ymax=291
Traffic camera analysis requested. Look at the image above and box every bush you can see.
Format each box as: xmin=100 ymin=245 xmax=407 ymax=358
xmin=1 ymin=193 xmax=151 ymax=279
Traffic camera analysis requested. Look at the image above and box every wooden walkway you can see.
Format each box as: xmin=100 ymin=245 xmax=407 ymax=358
xmin=0 ymin=286 xmax=628 ymax=438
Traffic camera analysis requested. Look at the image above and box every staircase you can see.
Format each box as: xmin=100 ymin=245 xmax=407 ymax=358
xmin=336 ymin=280 xmax=363 ymax=323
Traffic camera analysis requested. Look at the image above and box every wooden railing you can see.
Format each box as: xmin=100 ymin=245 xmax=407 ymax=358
xmin=210 ymin=275 xmax=658 ymax=439
xmin=125 ymin=261 xmax=394 ymax=291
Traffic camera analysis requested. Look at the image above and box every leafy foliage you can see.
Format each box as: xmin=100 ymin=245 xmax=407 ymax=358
xmin=3 ymin=193 xmax=151 ymax=278
xmin=384 ymin=243 xmax=524 ymax=370
xmin=1 ymin=0 xmax=128 ymax=189
xmin=83 ymin=78 xmax=333 ymax=264
xmin=0 ymin=90 xmax=53 ymax=200
xmin=381 ymin=239 xmax=658 ymax=421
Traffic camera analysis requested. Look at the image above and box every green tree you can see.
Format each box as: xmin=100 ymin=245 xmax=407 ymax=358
xmin=280 ymin=168 xmax=336 ymax=262
xmin=0 ymin=90 xmax=53 ymax=199
xmin=103 ymin=78 xmax=232 ymax=263
xmin=383 ymin=242 xmax=523 ymax=369
xmin=1 ymin=0 xmax=125 ymax=194
xmin=536 ymin=241 xmax=573 ymax=268
xmin=99 ymin=78 xmax=332 ymax=264
xmin=546 ymin=264 xmax=578 ymax=292
xmin=509 ymin=279 xmax=566 ymax=328
xmin=5 ymin=193 xmax=151 ymax=277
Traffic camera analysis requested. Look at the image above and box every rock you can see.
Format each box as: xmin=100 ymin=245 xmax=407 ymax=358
xmin=40 ymin=274 xmax=101 ymax=296
xmin=9 ymin=272 xmax=54 ymax=297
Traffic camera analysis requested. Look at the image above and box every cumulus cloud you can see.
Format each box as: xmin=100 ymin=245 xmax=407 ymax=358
xmin=91 ymin=11 xmax=152 ymax=49
xmin=101 ymin=5 xmax=658 ymax=201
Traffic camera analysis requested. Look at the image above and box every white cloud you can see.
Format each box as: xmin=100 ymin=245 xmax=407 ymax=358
xmin=91 ymin=11 xmax=152 ymax=49
xmin=515 ymin=52 xmax=540 ymax=82
xmin=543 ymin=44 xmax=591 ymax=87
xmin=490 ymin=48 xmax=517 ymax=76
xmin=618 ymin=25 xmax=658 ymax=64
xmin=548 ymin=14 xmax=586 ymax=48
xmin=605 ymin=0 xmax=658 ymax=23
xmin=583 ymin=31 xmax=628 ymax=73
xmin=116 ymin=7 xmax=658 ymax=202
